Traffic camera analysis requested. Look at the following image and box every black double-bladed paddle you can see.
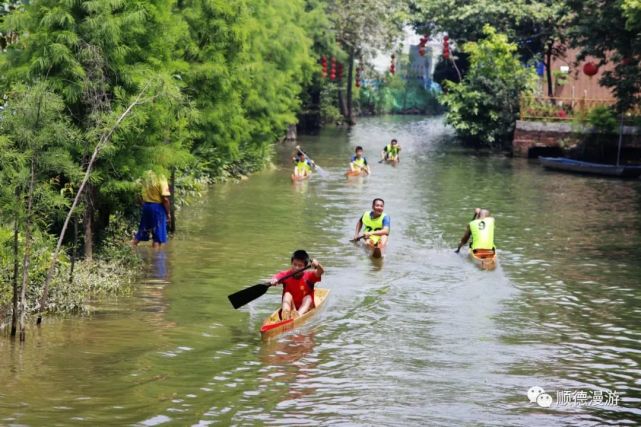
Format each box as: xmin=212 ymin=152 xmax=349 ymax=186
xmin=228 ymin=265 xmax=311 ymax=309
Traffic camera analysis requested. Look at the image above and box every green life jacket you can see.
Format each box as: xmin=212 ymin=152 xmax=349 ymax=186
xmin=362 ymin=211 xmax=388 ymax=232
xmin=469 ymin=217 xmax=495 ymax=250
xmin=386 ymin=144 xmax=399 ymax=156
xmin=352 ymin=157 xmax=366 ymax=168
xmin=296 ymin=160 xmax=312 ymax=174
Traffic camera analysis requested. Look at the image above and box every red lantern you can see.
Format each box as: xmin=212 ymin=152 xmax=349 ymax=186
xmin=443 ymin=35 xmax=450 ymax=60
xmin=390 ymin=63 xmax=395 ymax=75
xmin=330 ymin=56 xmax=336 ymax=80
xmin=583 ymin=61 xmax=598 ymax=77
xmin=337 ymin=62 xmax=343 ymax=80
xmin=321 ymin=55 xmax=327 ymax=78
xmin=355 ymin=66 xmax=361 ymax=87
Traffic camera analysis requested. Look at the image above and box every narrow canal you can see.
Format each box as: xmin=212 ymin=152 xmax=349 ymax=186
xmin=1 ymin=116 xmax=640 ymax=426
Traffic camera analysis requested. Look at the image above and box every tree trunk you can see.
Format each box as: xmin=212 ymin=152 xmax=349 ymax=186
xmin=346 ymin=51 xmax=356 ymax=125
xmin=69 ymin=217 xmax=78 ymax=284
xmin=338 ymin=88 xmax=347 ymax=118
xmin=83 ymin=185 xmax=94 ymax=260
xmin=545 ymin=43 xmax=553 ymax=98
xmin=11 ymin=217 xmax=19 ymax=337
xmin=19 ymin=160 xmax=36 ymax=341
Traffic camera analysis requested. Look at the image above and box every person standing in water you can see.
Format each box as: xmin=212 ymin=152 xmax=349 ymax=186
xmin=132 ymin=170 xmax=171 ymax=248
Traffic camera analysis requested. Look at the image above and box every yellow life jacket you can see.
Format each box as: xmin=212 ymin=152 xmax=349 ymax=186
xmin=296 ymin=160 xmax=312 ymax=175
xmin=352 ymin=157 xmax=366 ymax=168
xmin=362 ymin=211 xmax=388 ymax=244
xmin=469 ymin=217 xmax=495 ymax=250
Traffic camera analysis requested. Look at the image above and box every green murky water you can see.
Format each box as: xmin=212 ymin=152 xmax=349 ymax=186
xmin=1 ymin=116 xmax=641 ymax=426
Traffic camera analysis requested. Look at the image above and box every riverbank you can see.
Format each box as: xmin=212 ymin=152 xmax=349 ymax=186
xmin=0 ymin=148 xmax=274 ymax=332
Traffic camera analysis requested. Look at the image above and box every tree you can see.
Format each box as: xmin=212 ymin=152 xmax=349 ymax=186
xmin=410 ymin=0 xmax=571 ymax=96
xmin=326 ymin=0 xmax=407 ymax=124
xmin=0 ymin=83 xmax=80 ymax=339
xmin=567 ymin=0 xmax=641 ymax=111
xmin=1 ymin=0 xmax=192 ymax=258
xmin=441 ymin=25 xmax=537 ymax=146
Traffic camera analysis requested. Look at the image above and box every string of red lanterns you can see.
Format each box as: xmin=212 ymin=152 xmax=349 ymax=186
xmin=443 ymin=35 xmax=450 ymax=60
xmin=330 ymin=56 xmax=336 ymax=80
xmin=390 ymin=53 xmax=396 ymax=75
xmin=418 ymin=33 xmax=429 ymax=57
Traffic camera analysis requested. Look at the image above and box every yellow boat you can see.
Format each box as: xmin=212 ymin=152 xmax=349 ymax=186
xmin=291 ymin=173 xmax=310 ymax=182
xmin=260 ymin=288 xmax=330 ymax=339
xmin=469 ymin=248 xmax=497 ymax=270
xmin=345 ymin=169 xmax=368 ymax=177
xmin=366 ymin=238 xmax=386 ymax=258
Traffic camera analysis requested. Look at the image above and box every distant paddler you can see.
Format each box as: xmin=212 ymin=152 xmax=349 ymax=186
xmin=455 ymin=208 xmax=495 ymax=255
xmin=292 ymin=146 xmax=315 ymax=180
xmin=380 ymin=138 xmax=401 ymax=163
xmin=347 ymin=146 xmax=370 ymax=176
xmin=269 ymin=250 xmax=325 ymax=320
xmin=353 ymin=198 xmax=390 ymax=257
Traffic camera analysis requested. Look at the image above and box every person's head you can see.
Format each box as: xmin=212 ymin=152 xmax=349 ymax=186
xmin=479 ymin=209 xmax=490 ymax=219
xmin=291 ymin=249 xmax=310 ymax=272
xmin=298 ymin=152 xmax=305 ymax=160
xmin=391 ymin=139 xmax=398 ymax=146
xmin=355 ymin=146 xmax=363 ymax=157
xmin=371 ymin=198 xmax=385 ymax=216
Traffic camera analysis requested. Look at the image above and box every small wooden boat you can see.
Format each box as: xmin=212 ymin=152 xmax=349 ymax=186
xmin=385 ymin=157 xmax=399 ymax=165
xmin=366 ymin=238 xmax=386 ymax=258
xmin=345 ymin=169 xmax=368 ymax=177
xmin=291 ymin=173 xmax=310 ymax=182
xmin=539 ymin=157 xmax=641 ymax=178
xmin=260 ymin=288 xmax=330 ymax=339
xmin=469 ymin=248 xmax=496 ymax=270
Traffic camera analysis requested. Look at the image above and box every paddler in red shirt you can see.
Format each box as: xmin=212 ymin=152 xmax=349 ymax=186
xmin=269 ymin=250 xmax=324 ymax=320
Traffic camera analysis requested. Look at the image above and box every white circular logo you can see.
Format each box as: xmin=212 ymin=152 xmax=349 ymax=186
xmin=537 ymin=393 xmax=553 ymax=408
xmin=527 ymin=386 xmax=545 ymax=403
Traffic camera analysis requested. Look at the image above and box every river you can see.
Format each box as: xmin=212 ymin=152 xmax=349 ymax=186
xmin=1 ymin=116 xmax=640 ymax=426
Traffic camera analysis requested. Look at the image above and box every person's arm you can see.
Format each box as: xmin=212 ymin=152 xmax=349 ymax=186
xmin=368 ymin=226 xmax=389 ymax=237
xmin=366 ymin=216 xmax=390 ymax=237
xmin=162 ymin=196 xmax=171 ymax=221
xmin=456 ymin=226 xmax=471 ymax=253
xmin=270 ymin=269 xmax=291 ymax=286
xmin=354 ymin=218 xmax=363 ymax=240
xmin=311 ymin=258 xmax=324 ymax=278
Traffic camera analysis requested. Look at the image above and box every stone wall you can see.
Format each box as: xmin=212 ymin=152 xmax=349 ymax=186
xmin=512 ymin=120 xmax=641 ymax=159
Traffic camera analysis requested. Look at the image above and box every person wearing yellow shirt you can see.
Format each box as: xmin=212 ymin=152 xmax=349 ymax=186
xmin=132 ymin=170 xmax=171 ymax=248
